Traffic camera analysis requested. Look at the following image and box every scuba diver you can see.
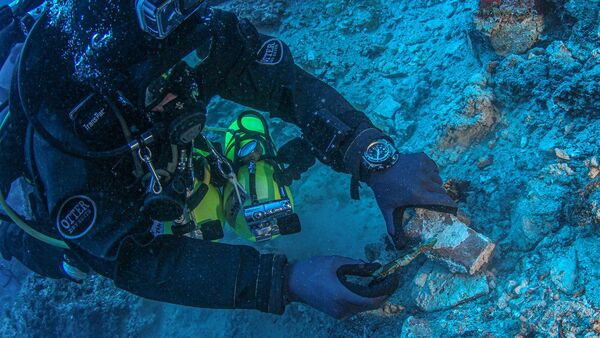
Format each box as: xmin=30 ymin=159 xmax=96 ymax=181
xmin=0 ymin=0 xmax=457 ymax=319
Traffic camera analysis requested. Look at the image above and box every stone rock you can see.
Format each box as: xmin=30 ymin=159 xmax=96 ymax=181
xmin=373 ymin=95 xmax=401 ymax=120
xmin=552 ymin=64 xmax=600 ymax=118
xmin=584 ymin=157 xmax=600 ymax=179
xmin=400 ymin=317 xmax=433 ymax=337
xmin=565 ymin=180 xmax=600 ymax=227
xmin=350 ymin=7 xmax=380 ymax=32
xmin=574 ymin=236 xmax=600 ymax=308
xmin=404 ymin=210 xmax=496 ymax=275
xmin=554 ymin=148 xmax=571 ymax=160
xmin=549 ymin=247 xmax=578 ymax=294
xmin=477 ymin=154 xmax=494 ymax=169
xmin=382 ymin=302 xmax=404 ymax=315
xmin=410 ymin=261 xmax=490 ymax=312
xmin=1 ymin=275 xmax=154 ymax=337
xmin=6 ymin=178 xmax=36 ymax=219
xmin=547 ymin=163 xmax=575 ymax=177
xmin=474 ymin=0 xmax=544 ymax=56
xmin=440 ymin=87 xmax=500 ymax=149
xmin=401 ymin=315 xmax=494 ymax=337
xmin=226 ymin=0 xmax=288 ymax=27
xmin=494 ymin=54 xmax=550 ymax=103
xmin=509 ymin=177 xmax=568 ymax=251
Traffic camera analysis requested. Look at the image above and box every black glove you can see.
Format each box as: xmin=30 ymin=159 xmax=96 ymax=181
xmin=275 ymin=138 xmax=316 ymax=186
xmin=286 ymin=256 xmax=399 ymax=319
xmin=367 ymin=152 xmax=458 ymax=246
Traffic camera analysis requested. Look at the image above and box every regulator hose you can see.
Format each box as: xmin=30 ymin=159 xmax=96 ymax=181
xmin=0 ymin=190 xmax=68 ymax=249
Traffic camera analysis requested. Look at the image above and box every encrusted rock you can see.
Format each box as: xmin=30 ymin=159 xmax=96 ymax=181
xmin=410 ymin=261 xmax=490 ymax=312
xmin=584 ymin=157 xmax=600 ymax=179
xmin=549 ymin=247 xmax=578 ymax=294
xmin=400 ymin=317 xmax=432 ymax=337
xmin=404 ymin=209 xmax=496 ymax=275
xmin=1 ymin=275 xmax=154 ymax=336
xmin=554 ymin=148 xmax=571 ymax=160
xmin=374 ymin=95 xmax=400 ymax=117
xmin=565 ymin=180 xmax=600 ymax=227
xmin=382 ymin=302 xmax=404 ymax=315
xmin=509 ymin=177 xmax=568 ymax=250
xmin=440 ymin=87 xmax=500 ymax=149
xmin=226 ymin=0 xmax=288 ymax=27
xmin=552 ymin=64 xmax=600 ymax=118
xmin=477 ymin=154 xmax=494 ymax=169
xmin=474 ymin=0 xmax=544 ymax=56
xmin=364 ymin=242 xmax=384 ymax=262
xmin=575 ymin=236 xmax=600 ymax=309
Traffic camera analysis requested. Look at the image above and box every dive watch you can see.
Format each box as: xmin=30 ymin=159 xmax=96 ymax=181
xmin=361 ymin=139 xmax=399 ymax=172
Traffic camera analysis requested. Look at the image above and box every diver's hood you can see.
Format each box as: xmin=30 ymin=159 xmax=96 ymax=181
xmin=45 ymin=0 xmax=212 ymax=97
xmin=14 ymin=3 xmax=213 ymax=161
xmin=47 ymin=0 xmax=146 ymax=93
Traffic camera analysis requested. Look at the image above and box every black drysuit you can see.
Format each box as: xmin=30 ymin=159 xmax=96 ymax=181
xmin=2 ymin=8 xmax=385 ymax=314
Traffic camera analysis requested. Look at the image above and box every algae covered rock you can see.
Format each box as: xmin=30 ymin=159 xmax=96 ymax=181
xmin=226 ymin=0 xmax=288 ymax=27
xmin=552 ymin=64 xmax=600 ymax=118
xmin=509 ymin=176 xmax=569 ymax=251
xmin=493 ymin=53 xmax=550 ymax=103
xmin=574 ymin=236 xmax=600 ymax=308
xmin=0 ymin=275 xmax=155 ymax=337
xmin=549 ymin=246 xmax=578 ymax=294
xmin=475 ymin=0 xmax=544 ymax=56
xmin=440 ymin=86 xmax=500 ymax=150
xmin=400 ymin=315 xmax=495 ymax=337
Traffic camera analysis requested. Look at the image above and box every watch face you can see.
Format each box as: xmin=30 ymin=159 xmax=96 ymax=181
xmin=364 ymin=141 xmax=393 ymax=164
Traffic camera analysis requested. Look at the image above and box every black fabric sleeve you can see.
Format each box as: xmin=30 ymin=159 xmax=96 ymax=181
xmin=199 ymin=9 xmax=386 ymax=174
xmin=110 ymin=235 xmax=288 ymax=313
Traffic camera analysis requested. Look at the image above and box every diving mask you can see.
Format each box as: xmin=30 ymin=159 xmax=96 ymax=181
xmin=135 ymin=0 xmax=206 ymax=39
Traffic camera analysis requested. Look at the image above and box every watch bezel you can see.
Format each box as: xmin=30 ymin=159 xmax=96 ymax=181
xmin=361 ymin=139 xmax=399 ymax=171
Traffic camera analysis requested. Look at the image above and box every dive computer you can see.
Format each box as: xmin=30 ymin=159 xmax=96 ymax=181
xmin=361 ymin=139 xmax=399 ymax=172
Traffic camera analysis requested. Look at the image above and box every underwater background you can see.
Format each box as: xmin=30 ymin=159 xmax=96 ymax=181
xmin=0 ymin=0 xmax=599 ymax=336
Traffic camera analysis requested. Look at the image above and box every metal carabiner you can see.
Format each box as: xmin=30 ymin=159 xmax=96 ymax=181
xmin=138 ymin=147 xmax=163 ymax=194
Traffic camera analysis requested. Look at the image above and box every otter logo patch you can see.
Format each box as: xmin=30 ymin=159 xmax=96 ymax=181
xmin=256 ymin=39 xmax=284 ymax=65
xmin=56 ymin=196 xmax=97 ymax=239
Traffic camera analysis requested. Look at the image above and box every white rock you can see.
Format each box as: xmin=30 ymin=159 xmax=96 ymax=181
xmin=411 ymin=261 xmax=490 ymax=312
xmin=373 ymin=95 xmax=401 ymax=119
xmin=550 ymin=247 xmax=578 ymax=294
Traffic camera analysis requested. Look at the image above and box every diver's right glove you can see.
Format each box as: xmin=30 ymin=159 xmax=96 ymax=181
xmin=285 ymin=256 xmax=399 ymax=319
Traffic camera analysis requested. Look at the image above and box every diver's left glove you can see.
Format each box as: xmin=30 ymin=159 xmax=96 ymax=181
xmin=367 ymin=153 xmax=458 ymax=246
xmin=342 ymin=126 xmax=457 ymax=247
xmin=285 ymin=256 xmax=399 ymax=319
